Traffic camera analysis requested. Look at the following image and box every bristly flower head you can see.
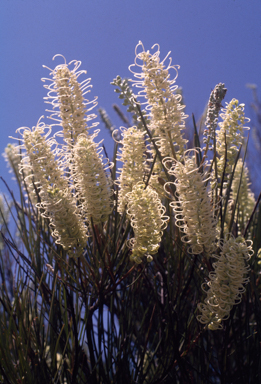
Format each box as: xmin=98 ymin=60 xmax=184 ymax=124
xmin=3 ymin=143 xmax=39 ymax=206
xmin=3 ymin=144 xmax=21 ymax=179
xmin=73 ymin=132 xmax=113 ymax=225
xmin=231 ymin=158 xmax=255 ymax=230
xmin=115 ymin=126 xmax=150 ymax=214
xmin=17 ymin=119 xmax=88 ymax=255
xmin=203 ymin=83 xmax=227 ymax=152
xmin=216 ymin=98 xmax=250 ymax=178
xmin=126 ymin=182 xmax=169 ymax=264
xmin=197 ymin=235 xmax=253 ymax=330
xmin=129 ymin=41 xmax=188 ymax=159
xmin=42 ymin=55 xmax=98 ymax=144
xmin=165 ymin=150 xmax=217 ymax=255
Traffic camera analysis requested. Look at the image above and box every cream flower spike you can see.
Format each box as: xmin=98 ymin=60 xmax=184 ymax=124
xmin=4 ymin=144 xmax=21 ymax=180
xmin=42 ymin=55 xmax=98 ymax=144
xmin=231 ymin=158 xmax=255 ymax=231
xmin=164 ymin=150 xmax=217 ymax=255
xmin=126 ymin=182 xmax=169 ymax=264
xmin=197 ymin=235 xmax=253 ymax=330
xmin=4 ymin=143 xmax=38 ymax=206
xmin=73 ymin=131 xmax=113 ymax=225
xmin=17 ymin=119 xmax=87 ymax=256
xmin=129 ymin=41 xmax=188 ymax=159
xmin=115 ymin=126 xmax=150 ymax=214
xmin=216 ymin=98 xmax=250 ymax=179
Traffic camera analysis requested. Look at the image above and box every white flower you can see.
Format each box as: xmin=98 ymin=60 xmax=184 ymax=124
xmin=231 ymin=159 xmax=255 ymax=230
xmin=42 ymin=56 xmax=98 ymax=144
xmin=126 ymin=182 xmax=169 ymax=263
xmin=197 ymin=236 xmax=253 ymax=330
xmin=216 ymin=99 xmax=250 ymax=179
xmin=18 ymin=119 xmax=87 ymax=255
xmin=73 ymin=132 xmax=113 ymax=225
xmin=116 ymin=126 xmax=150 ymax=213
xmin=165 ymin=150 xmax=217 ymax=255
xmin=129 ymin=41 xmax=188 ymax=160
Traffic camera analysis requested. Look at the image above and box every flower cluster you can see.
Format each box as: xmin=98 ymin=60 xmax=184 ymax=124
xmin=73 ymin=132 xmax=113 ymax=225
xmin=197 ymin=236 xmax=253 ymax=330
xmin=8 ymin=46 xmax=256 ymax=324
xmin=126 ymin=182 xmax=169 ymax=264
xmin=4 ymin=143 xmax=40 ymax=206
xmin=129 ymin=41 xmax=187 ymax=160
xmin=116 ymin=126 xmax=149 ymax=213
xmin=18 ymin=120 xmax=88 ymax=255
xmin=2 ymin=42 xmax=258 ymax=359
xmin=165 ymin=151 xmax=217 ymax=255
xmin=230 ymin=159 xmax=255 ymax=230
xmin=4 ymin=144 xmax=21 ymax=180
xmin=13 ymin=57 xmax=117 ymax=256
xmin=216 ymin=99 xmax=249 ymax=178
xmin=42 ymin=56 xmax=98 ymax=144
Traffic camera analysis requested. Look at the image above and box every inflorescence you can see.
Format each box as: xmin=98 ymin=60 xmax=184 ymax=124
xmin=6 ymin=42 xmax=255 ymax=331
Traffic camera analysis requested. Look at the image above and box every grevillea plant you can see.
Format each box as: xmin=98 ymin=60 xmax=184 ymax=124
xmin=1 ymin=42 xmax=261 ymax=384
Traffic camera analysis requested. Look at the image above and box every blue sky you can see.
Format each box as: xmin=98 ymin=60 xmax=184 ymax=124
xmin=1 ymin=0 xmax=261 ymax=194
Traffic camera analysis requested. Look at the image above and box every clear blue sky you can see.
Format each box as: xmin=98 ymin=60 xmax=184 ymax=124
xmin=1 ymin=0 xmax=261 ymax=194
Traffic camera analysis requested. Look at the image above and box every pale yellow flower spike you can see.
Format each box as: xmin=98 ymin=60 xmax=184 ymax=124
xmin=4 ymin=144 xmax=21 ymax=179
xmin=4 ymin=143 xmax=38 ymax=206
xmin=73 ymin=132 xmax=113 ymax=225
xmin=231 ymin=159 xmax=255 ymax=231
xmin=116 ymin=126 xmax=150 ymax=214
xmin=165 ymin=150 xmax=217 ymax=255
xmin=42 ymin=56 xmax=98 ymax=145
xmin=18 ymin=119 xmax=88 ymax=256
xmin=216 ymin=98 xmax=250 ymax=180
xmin=126 ymin=182 xmax=169 ymax=264
xmin=197 ymin=236 xmax=253 ymax=330
xmin=129 ymin=41 xmax=188 ymax=160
